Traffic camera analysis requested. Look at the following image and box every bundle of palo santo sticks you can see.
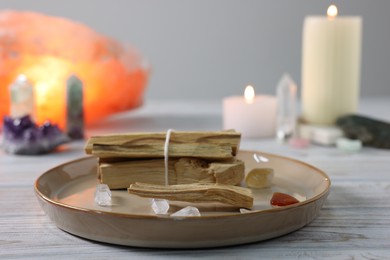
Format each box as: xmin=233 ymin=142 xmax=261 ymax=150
xmin=85 ymin=130 xmax=253 ymax=208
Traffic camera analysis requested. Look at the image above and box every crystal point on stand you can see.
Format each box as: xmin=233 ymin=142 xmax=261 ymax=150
xmin=94 ymin=184 xmax=112 ymax=206
xmin=1 ymin=115 xmax=69 ymax=155
xmin=276 ymin=74 xmax=297 ymax=142
xmin=151 ymin=199 xmax=170 ymax=215
xmin=0 ymin=10 xmax=149 ymax=129
xmin=171 ymin=206 xmax=201 ymax=217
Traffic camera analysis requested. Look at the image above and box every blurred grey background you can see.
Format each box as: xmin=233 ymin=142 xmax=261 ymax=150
xmin=1 ymin=0 xmax=389 ymax=100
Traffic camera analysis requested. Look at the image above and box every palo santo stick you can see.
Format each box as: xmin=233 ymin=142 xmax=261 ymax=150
xmin=85 ymin=130 xmax=241 ymax=156
xmin=99 ymin=158 xmax=244 ymax=189
xmin=175 ymin=158 xmax=244 ymax=186
xmin=92 ymin=143 xmax=234 ymax=160
xmin=100 ymin=159 xmax=176 ymax=189
xmin=128 ymin=183 xmax=254 ymax=209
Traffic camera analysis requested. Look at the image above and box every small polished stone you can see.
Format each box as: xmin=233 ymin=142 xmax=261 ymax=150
xmin=288 ymin=137 xmax=310 ymax=149
xmin=336 ymin=137 xmax=362 ymax=153
xmin=245 ymin=168 xmax=274 ymax=188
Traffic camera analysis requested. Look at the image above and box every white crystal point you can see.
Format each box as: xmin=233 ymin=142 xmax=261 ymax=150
xmin=151 ymin=198 xmax=170 ymax=215
xmin=171 ymin=206 xmax=201 ymax=217
xmin=15 ymin=74 xmax=28 ymax=83
xmin=276 ymin=73 xmax=297 ymax=142
xmin=9 ymin=74 xmax=35 ymax=119
xmin=278 ymin=73 xmax=295 ymax=89
xmin=240 ymin=208 xmax=252 ymax=214
xmin=94 ymin=184 xmax=112 ymax=206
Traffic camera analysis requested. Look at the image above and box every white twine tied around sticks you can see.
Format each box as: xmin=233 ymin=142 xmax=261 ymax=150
xmin=164 ymin=129 xmax=174 ymax=185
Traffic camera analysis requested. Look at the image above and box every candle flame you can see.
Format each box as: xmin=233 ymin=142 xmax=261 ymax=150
xmin=327 ymin=5 xmax=338 ymax=19
xmin=244 ymin=85 xmax=255 ymax=104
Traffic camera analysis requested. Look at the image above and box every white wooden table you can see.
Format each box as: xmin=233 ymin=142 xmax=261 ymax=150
xmin=1 ymin=98 xmax=390 ymax=259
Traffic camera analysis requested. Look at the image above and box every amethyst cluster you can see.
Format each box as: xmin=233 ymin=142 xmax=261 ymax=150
xmin=1 ymin=115 xmax=69 ymax=155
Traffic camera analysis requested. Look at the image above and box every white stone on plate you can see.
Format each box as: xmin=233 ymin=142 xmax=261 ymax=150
xmin=171 ymin=206 xmax=201 ymax=217
xmin=240 ymin=208 xmax=252 ymax=214
xmin=94 ymin=184 xmax=112 ymax=206
xmin=151 ymin=198 xmax=170 ymax=215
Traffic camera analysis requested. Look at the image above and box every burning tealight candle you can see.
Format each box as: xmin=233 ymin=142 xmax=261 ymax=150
xmin=301 ymin=5 xmax=362 ymax=125
xmin=223 ymin=85 xmax=277 ymax=138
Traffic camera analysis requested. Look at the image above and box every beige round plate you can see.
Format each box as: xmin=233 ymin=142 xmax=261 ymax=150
xmin=34 ymin=150 xmax=330 ymax=248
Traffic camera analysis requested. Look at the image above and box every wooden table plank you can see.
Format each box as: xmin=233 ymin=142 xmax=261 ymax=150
xmin=1 ymin=98 xmax=389 ymax=259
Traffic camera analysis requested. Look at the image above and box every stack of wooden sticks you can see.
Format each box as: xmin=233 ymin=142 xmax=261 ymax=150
xmin=85 ymin=130 xmax=254 ymax=208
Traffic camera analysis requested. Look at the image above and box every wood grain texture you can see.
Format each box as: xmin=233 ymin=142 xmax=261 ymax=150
xmin=85 ymin=130 xmax=241 ymax=155
xmin=92 ymin=142 xmax=234 ymax=159
xmin=99 ymin=158 xmax=244 ymax=189
xmin=1 ymin=98 xmax=390 ymax=259
xmin=128 ymin=182 xmax=254 ymax=208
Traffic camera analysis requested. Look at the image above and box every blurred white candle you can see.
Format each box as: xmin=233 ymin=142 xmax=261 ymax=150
xmin=301 ymin=5 xmax=362 ymax=125
xmin=223 ymin=85 xmax=277 ymax=138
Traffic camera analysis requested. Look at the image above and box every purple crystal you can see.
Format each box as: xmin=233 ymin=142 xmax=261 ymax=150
xmin=1 ymin=115 xmax=69 ymax=155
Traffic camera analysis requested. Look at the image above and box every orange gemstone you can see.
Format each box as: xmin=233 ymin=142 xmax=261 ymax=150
xmin=270 ymin=192 xmax=300 ymax=206
xmin=0 ymin=10 xmax=149 ymax=129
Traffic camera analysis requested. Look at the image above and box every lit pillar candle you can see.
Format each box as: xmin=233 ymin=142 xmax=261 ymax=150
xmin=301 ymin=5 xmax=362 ymax=125
xmin=223 ymin=85 xmax=277 ymax=138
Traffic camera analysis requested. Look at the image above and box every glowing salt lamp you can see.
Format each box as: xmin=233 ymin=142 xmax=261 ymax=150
xmin=0 ymin=10 xmax=149 ymax=129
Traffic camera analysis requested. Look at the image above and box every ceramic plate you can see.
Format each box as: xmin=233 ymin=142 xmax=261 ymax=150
xmin=34 ymin=150 xmax=330 ymax=248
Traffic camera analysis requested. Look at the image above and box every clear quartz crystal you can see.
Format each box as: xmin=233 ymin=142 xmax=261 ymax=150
xmin=276 ymin=74 xmax=297 ymax=142
xmin=151 ymin=198 xmax=170 ymax=215
xmin=171 ymin=206 xmax=201 ymax=217
xmin=9 ymin=74 xmax=35 ymax=119
xmin=240 ymin=208 xmax=252 ymax=214
xmin=94 ymin=184 xmax=112 ymax=206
